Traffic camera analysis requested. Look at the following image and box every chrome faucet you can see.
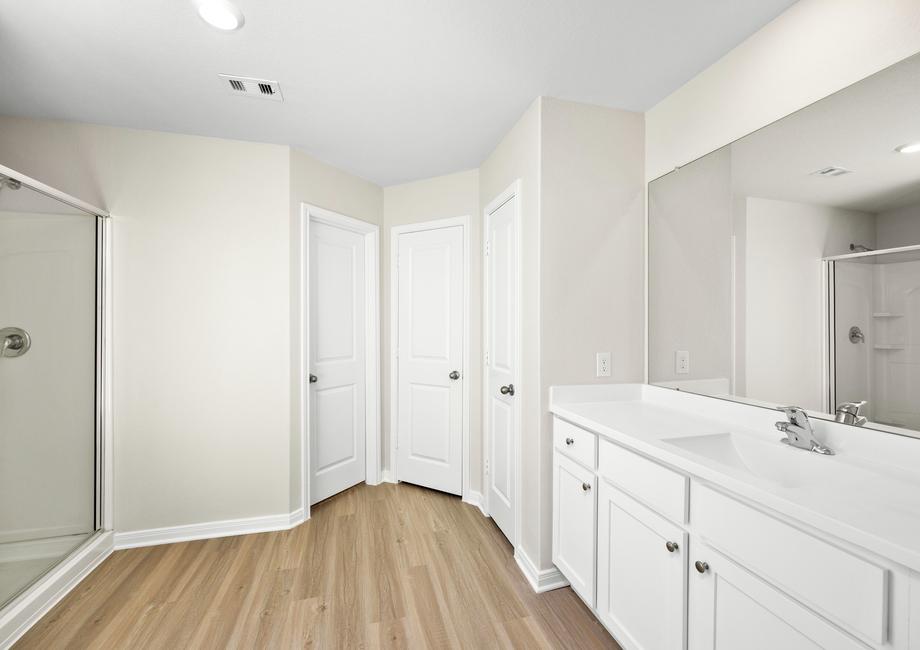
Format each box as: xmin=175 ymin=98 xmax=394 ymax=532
xmin=835 ymin=401 xmax=867 ymax=427
xmin=775 ymin=406 xmax=834 ymax=455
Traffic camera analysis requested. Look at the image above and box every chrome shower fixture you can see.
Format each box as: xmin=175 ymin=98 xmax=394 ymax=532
xmin=0 ymin=175 xmax=22 ymax=191
xmin=849 ymin=243 xmax=874 ymax=252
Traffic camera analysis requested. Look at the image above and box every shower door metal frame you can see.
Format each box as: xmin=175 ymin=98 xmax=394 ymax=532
xmin=0 ymin=164 xmax=115 ymax=647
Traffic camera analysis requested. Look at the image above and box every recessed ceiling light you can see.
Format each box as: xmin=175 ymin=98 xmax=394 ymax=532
xmin=195 ymin=0 xmax=244 ymax=31
xmin=895 ymin=142 xmax=920 ymax=154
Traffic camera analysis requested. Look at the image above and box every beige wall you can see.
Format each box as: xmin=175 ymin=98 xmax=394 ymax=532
xmin=744 ymin=198 xmax=875 ymax=412
xmin=645 ymin=0 xmax=920 ymax=181
xmin=0 ymin=116 xmax=293 ymax=532
xmin=648 ymin=146 xmax=733 ymax=385
xmin=289 ymin=148 xmax=383 ymax=510
xmin=381 ymin=170 xmax=481 ymax=485
xmin=0 ymin=117 xmax=385 ymax=531
xmin=479 ymin=98 xmax=543 ymax=562
xmin=539 ymin=98 xmax=645 ymax=566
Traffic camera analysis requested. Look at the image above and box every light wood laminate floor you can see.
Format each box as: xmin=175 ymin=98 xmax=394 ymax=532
xmin=15 ymin=482 xmax=618 ymax=649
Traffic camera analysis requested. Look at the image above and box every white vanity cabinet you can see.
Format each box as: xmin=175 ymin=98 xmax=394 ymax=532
xmin=596 ymin=481 xmax=687 ymax=650
xmin=687 ymin=540 xmax=867 ymax=650
xmin=551 ymin=413 xmax=912 ymax=650
xmin=552 ymin=424 xmax=597 ymax=607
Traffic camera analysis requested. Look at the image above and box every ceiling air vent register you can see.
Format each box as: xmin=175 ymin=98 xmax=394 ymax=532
xmin=218 ymin=74 xmax=283 ymax=102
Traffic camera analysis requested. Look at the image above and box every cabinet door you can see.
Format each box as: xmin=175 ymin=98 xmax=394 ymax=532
xmin=552 ymin=452 xmax=596 ymax=606
xmin=688 ymin=540 xmax=866 ymax=650
xmin=596 ymin=481 xmax=686 ymax=650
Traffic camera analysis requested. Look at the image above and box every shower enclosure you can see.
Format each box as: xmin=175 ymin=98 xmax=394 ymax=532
xmin=827 ymin=245 xmax=920 ymax=431
xmin=0 ymin=165 xmax=109 ymax=623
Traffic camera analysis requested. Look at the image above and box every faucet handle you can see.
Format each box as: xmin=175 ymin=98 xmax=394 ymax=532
xmin=777 ymin=405 xmax=809 ymax=424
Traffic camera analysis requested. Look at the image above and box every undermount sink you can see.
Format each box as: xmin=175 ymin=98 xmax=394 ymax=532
xmin=662 ymin=432 xmax=840 ymax=488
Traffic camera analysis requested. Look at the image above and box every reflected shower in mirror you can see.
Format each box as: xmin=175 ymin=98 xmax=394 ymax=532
xmin=648 ymin=51 xmax=920 ymax=438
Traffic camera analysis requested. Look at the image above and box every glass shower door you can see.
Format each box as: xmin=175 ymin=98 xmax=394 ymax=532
xmin=0 ymin=177 xmax=98 ymax=608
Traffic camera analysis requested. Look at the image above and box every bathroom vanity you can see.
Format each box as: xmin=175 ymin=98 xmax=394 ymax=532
xmin=550 ymin=384 xmax=920 ymax=650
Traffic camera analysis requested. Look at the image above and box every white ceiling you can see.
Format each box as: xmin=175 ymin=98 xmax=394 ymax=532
xmin=0 ymin=0 xmax=797 ymax=185
xmin=731 ymin=53 xmax=920 ymax=213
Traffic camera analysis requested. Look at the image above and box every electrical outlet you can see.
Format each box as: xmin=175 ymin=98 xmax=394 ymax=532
xmin=596 ymin=352 xmax=611 ymax=377
xmin=675 ymin=350 xmax=690 ymax=375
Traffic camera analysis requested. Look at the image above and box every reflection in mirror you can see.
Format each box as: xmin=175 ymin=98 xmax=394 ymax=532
xmin=648 ymin=52 xmax=920 ymax=438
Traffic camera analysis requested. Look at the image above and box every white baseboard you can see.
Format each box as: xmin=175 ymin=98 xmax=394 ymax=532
xmin=0 ymin=530 xmax=113 ymax=649
xmin=461 ymin=490 xmax=489 ymax=518
xmin=514 ymin=547 xmax=569 ymax=593
xmin=115 ymin=509 xmax=306 ymax=550
xmin=288 ymin=507 xmax=306 ymax=528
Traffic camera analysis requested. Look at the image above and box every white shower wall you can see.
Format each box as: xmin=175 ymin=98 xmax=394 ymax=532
xmin=0 ymin=212 xmax=96 ymax=543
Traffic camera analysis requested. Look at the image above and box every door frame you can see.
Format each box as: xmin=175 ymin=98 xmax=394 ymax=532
xmin=300 ymin=203 xmax=380 ymax=517
xmin=482 ymin=181 xmax=523 ymax=549
xmin=389 ymin=216 xmax=471 ymax=499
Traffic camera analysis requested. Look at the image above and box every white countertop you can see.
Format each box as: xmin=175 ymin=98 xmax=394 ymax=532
xmin=549 ymin=384 xmax=920 ymax=573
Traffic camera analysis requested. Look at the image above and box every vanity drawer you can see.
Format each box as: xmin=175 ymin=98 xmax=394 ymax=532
xmin=553 ymin=418 xmax=596 ymax=469
xmin=597 ymin=439 xmax=687 ymax=524
xmin=692 ymin=482 xmax=888 ymax=645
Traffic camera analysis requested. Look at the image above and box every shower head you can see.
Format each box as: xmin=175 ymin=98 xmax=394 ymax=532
xmin=0 ymin=176 xmax=22 ymax=192
xmin=850 ymin=243 xmax=874 ymax=253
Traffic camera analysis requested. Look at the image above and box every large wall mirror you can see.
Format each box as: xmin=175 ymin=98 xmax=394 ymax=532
xmin=648 ymin=51 xmax=920 ymax=438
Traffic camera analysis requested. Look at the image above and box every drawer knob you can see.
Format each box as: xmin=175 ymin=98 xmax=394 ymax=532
xmin=694 ymin=560 xmax=709 ymax=574
xmin=665 ymin=541 xmax=679 ymax=553
xmin=582 ymin=482 xmax=591 ymax=492
xmin=565 ymin=437 xmax=574 ymax=446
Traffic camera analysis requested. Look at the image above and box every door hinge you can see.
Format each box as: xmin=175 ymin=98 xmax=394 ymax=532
xmin=484 ymin=240 xmax=490 ymax=256
xmin=484 ymin=351 xmax=490 ymax=366
xmin=484 ymin=458 xmax=490 ymax=474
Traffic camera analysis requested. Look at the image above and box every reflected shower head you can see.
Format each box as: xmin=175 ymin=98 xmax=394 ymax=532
xmin=0 ymin=176 xmax=22 ymax=191
xmin=850 ymin=243 xmax=874 ymax=253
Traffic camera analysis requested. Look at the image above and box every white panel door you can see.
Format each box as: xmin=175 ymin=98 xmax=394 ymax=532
xmin=486 ymin=194 xmax=518 ymax=544
xmin=310 ymin=221 xmax=366 ymax=505
xmin=688 ymin=540 xmax=865 ymax=650
xmin=396 ymin=225 xmax=464 ymax=494
xmin=596 ymin=481 xmax=686 ymax=650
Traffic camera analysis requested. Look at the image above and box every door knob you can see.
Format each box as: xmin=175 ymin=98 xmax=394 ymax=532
xmin=695 ymin=560 xmax=709 ymax=574
xmin=449 ymin=370 xmax=460 ymax=380
xmin=309 ymin=374 xmax=318 ymax=384
xmin=665 ymin=541 xmax=679 ymax=553
xmin=500 ymin=384 xmax=515 ymax=396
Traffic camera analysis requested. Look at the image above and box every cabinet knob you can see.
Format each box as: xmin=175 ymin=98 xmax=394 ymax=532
xmin=565 ymin=437 xmax=574 ymax=446
xmin=309 ymin=374 xmax=318 ymax=384
xmin=665 ymin=541 xmax=679 ymax=553
xmin=581 ymin=482 xmax=591 ymax=492
xmin=500 ymin=383 xmax=515 ymax=396
xmin=694 ymin=560 xmax=709 ymax=574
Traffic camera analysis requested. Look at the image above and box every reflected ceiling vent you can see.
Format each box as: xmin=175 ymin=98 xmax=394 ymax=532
xmin=810 ymin=166 xmax=852 ymax=177
xmin=218 ymin=74 xmax=283 ymax=102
